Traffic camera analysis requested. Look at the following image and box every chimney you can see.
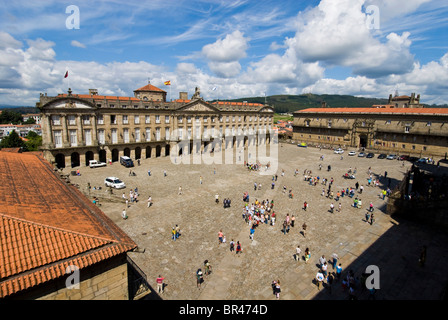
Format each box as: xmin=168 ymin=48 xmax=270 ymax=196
xmin=89 ymin=89 xmax=98 ymax=96
xmin=179 ymin=92 xmax=188 ymax=100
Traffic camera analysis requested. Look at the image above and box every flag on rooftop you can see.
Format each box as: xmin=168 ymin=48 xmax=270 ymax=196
xmin=164 ymin=80 xmax=171 ymax=85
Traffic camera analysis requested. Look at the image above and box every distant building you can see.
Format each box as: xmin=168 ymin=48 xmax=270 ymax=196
xmin=23 ymin=113 xmax=42 ymax=124
xmin=36 ymin=83 xmax=274 ymax=168
xmin=0 ymin=150 xmax=139 ymax=300
xmin=0 ymin=123 xmax=41 ymax=138
xmin=293 ymin=93 xmax=448 ymax=158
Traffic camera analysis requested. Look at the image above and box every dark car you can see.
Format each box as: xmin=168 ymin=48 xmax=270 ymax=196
xmin=408 ymin=156 xmax=419 ymax=163
xmin=378 ymin=154 xmax=387 ymax=159
xmin=366 ymin=153 xmax=374 ymax=158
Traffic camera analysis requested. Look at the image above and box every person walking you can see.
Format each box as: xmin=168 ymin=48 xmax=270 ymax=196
xmin=147 ymin=195 xmax=153 ymax=208
xmin=156 ymin=275 xmax=165 ymax=294
xmin=178 ymin=186 xmax=182 ymax=195
xmin=302 ymin=222 xmax=307 ymax=238
xmin=230 ymin=239 xmax=235 ymax=252
xmin=319 ymin=255 xmax=326 ymax=268
xmin=236 ymin=241 xmax=242 ymax=255
xmin=121 ymin=208 xmax=127 ymax=220
xmin=204 ymin=260 xmax=212 ymax=275
xmin=370 ymin=213 xmax=375 ymax=225
xmin=303 ymin=201 xmax=308 ymax=211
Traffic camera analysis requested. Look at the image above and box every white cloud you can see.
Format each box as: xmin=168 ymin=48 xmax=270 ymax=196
xmin=71 ymin=40 xmax=86 ymax=48
xmin=291 ymin=0 xmax=415 ymax=77
xmin=202 ymin=30 xmax=248 ymax=62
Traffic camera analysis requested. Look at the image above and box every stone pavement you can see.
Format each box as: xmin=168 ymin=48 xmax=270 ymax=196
xmin=65 ymin=142 xmax=448 ymax=300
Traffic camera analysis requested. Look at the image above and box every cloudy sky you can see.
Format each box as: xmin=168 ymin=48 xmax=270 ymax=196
xmin=1 ymin=0 xmax=447 ymax=106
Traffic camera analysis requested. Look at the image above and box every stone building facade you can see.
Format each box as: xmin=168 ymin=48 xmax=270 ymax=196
xmin=36 ymin=84 xmax=274 ymax=168
xmin=293 ymin=94 xmax=448 ymax=158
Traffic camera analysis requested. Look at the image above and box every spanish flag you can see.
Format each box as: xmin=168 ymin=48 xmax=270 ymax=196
xmin=164 ymin=80 xmax=171 ymax=85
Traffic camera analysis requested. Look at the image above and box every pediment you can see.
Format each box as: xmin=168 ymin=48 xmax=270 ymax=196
xmin=178 ymin=100 xmax=219 ymax=113
xmin=260 ymin=106 xmax=275 ymax=113
xmin=42 ymin=98 xmax=95 ymax=110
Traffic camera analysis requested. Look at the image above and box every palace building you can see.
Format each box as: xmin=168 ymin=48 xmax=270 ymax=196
xmin=293 ymin=93 xmax=448 ymax=158
xmin=36 ymin=83 xmax=274 ymax=168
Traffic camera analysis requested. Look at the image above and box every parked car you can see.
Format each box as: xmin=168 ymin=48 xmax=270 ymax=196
xmin=378 ymin=154 xmax=387 ymax=159
xmin=348 ymin=151 xmax=356 ymax=156
xmin=120 ymin=156 xmax=134 ymax=167
xmin=358 ymin=152 xmax=366 ymax=157
xmin=386 ymin=154 xmax=397 ymax=160
xmin=366 ymin=153 xmax=375 ymax=158
xmin=104 ymin=177 xmax=126 ymax=189
xmin=398 ymin=155 xmax=409 ymax=161
xmin=334 ymin=148 xmax=344 ymax=154
xmin=408 ymin=156 xmax=419 ymax=163
xmin=416 ymin=157 xmax=429 ymax=164
xmin=89 ymin=159 xmax=107 ymax=168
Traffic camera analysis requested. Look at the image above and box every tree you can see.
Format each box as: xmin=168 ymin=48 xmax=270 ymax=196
xmin=25 ymin=131 xmax=42 ymax=151
xmin=0 ymin=130 xmax=26 ymax=149
xmin=0 ymin=110 xmax=23 ymax=124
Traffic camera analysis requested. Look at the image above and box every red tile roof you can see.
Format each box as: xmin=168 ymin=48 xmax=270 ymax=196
xmin=0 ymin=151 xmax=137 ymax=298
xmin=133 ymin=83 xmax=166 ymax=93
xmin=295 ymin=107 xmax=448 ymax=115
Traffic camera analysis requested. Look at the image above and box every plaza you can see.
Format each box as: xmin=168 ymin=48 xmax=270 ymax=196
xmin=65 ymin=142 xmax=448 ymax=300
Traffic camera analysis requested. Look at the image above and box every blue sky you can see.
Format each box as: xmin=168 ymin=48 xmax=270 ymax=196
xmin=0 ymin=0 xmax=447 ymax=106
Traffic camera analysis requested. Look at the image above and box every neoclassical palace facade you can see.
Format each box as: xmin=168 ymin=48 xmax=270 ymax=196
xmin=37 ymin=84 xmax=274 ymax=168
xmin=293 ymin=94 xmax=448 ymax=158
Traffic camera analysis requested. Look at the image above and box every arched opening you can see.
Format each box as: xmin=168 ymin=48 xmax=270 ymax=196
xmin=124 ymin=147 xmax=131 ymax=157
xmin=111 ymin=149 xmax=119 ymax=162
xmin=85 ymin=151 xmax=94 ymax=166
xmin=146 ymin=146 xmax=152 ymax=159
xmin=55 ymin=153 xmax=65 ymax=169
xmin=70 ymin=152 xmax=80 ymax=168
xmin=359 ymin=134 xmax=368 ymax=149
xmin=99 ymin=150 xmax=107 ymax=163
xmin=156 ymin=145 xmax=161 ymax=157
xmin=165 ymin=144 xmax=170 ymax=157
xmin=135 ymin=147 xmax=142 ymax=160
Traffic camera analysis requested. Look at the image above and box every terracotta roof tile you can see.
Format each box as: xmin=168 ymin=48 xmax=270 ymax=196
xmin=0 ymin=151 xmax=137 ymax=298
xmin=295 ymin=107 xmax=448 ymax=115
xmin=133 ymin=83 xmax=166 ymax=93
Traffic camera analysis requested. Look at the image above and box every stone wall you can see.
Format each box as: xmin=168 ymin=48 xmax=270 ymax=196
xmin=9 ymin=254 xmax=131 ymax=300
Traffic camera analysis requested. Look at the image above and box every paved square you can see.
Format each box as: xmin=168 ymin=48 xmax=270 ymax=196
xmin=65 ymin=142 xmax=448 ymax=300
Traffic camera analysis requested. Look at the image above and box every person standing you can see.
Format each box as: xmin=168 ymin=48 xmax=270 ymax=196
xmin=196 ymin=269 xmax=203 ymax=289
xmin=230 ymin=239 xmax=235 ymax=252
xmin=315 ymin=270 xmax=324 ymax=290
xmin=147 ymin=195 xmax=153 ymax=208
xmin=302 ymin=222 xmax=307 ymax=238
xmin=370 ymin=213 xmax=375 ymax=225
xmin=249 ymin=227 xmax=255 ymax=241
xmin=303 ymin=201 xmax=308 ymax=211
xmin=319 ymin=255 xmax=326 ymax=268
xmin=295 ymin=245 xmax=301 ymax=261
xmin=218 ymin=230 xmax=224 ymax=245
xmin=304 ymin=248 xmax=311 ymax=264
xmin=336 ymin=263 xmax=342 ymax=281
xmin=274 ymin=280 xmax=281 ymax=299
xmin=178 ymin=186 xmax=182 ymax=195
xmin=338 ymin=203 xmax=342 ymax=213
xmin=122 ymin=208 xmax=127 ymax=220
xmin=326 ymin=272 xmax=334 ymax=295
xmin=332 ymin=253 xmax=339 ymax=270
xmin=156 ymin=275 xmax=165 ymax=294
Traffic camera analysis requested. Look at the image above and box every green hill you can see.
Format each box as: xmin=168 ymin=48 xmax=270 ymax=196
xmin=215 ymin=94 xmax=390 ymax=113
